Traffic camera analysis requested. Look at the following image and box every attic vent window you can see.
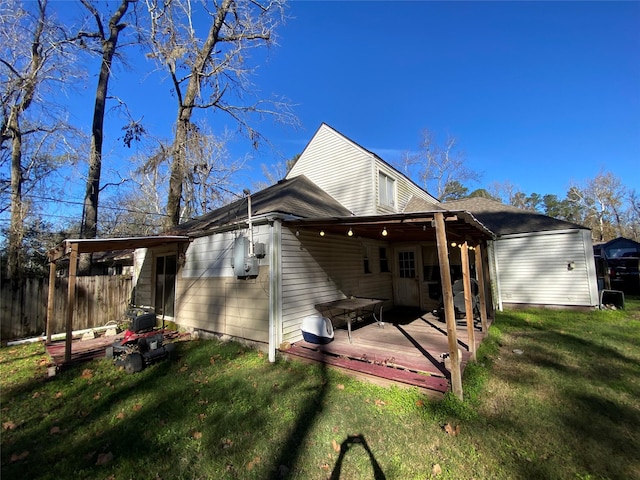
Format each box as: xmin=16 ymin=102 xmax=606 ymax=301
xmin=379 ymin=171 xmax=396 ymax=209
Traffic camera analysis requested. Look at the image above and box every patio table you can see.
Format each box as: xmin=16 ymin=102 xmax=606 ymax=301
xmin=315 ymin=297 xmax=385 ymax=343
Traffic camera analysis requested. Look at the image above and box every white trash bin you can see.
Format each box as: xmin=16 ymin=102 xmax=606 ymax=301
xmin=301 ymin=315 xmax=334 ymax=344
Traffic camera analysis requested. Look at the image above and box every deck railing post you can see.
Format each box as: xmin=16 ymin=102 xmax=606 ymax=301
xmin=434 ymin=212 xmax=463 ymax=400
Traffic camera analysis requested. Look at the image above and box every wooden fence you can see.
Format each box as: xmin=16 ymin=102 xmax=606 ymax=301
xmin=1 ymin=275 xmax=133 ymax=341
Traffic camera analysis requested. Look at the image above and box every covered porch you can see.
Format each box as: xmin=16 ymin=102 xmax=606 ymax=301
xmin=283 ymin=307 xmax=491 ymax=398
xmin=284 ymin=210 xmax=496 ymax=399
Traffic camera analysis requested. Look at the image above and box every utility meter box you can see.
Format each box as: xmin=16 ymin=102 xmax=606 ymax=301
xmin=231 ymin=236 xmax=259 ymax=277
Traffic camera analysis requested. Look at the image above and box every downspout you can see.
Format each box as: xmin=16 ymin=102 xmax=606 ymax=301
xmin=488 ymin=241 xmax=503 ymax=311
xmin=268 ymin=219 xmax=283 ymax=362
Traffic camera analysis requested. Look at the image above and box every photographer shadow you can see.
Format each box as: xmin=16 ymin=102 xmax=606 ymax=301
xmin=330 ymin=434 xmax=386 ymax=480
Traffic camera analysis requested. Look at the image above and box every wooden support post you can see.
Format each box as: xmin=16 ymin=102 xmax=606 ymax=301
xmin=64 ymin=243 xmax=78 ymax=363
xmin=434 ymin=212 xmax=463 ymax=400
xmin=475 ymin=243 xmax=489 ymax=333
xmin=461 ymin=241 xmax=476 ymax=361
xmin=46 ymin=260 xmax=56 ymax=344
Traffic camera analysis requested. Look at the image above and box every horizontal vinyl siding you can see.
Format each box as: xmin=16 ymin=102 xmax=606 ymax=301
xmin=133 ymin=248 xmax=152 ymax=306
xmin=182 ymin=227 xmax=270 ymax=278
xmin=176 ymin=230 xmax=271 ymax=343
xmin=287 ymin=125 xmax=375 ymax=216
xmin=281 ymin=228 xmax=393 ymax=343
xmin=494 ymin=230 xmax=596 ymax=307
xmin=176 ymin=267 xmax=270 ymax=343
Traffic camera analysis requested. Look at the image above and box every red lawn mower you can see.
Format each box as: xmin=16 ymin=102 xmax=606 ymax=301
xmin=111 ymin=307 xmax=176 ymax=374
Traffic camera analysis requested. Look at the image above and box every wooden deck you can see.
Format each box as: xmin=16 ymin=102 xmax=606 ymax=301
xmin=282 ymin=309 xmax=490 ymax=397
xmin=45 ymin=332 xmax=125 ymax=368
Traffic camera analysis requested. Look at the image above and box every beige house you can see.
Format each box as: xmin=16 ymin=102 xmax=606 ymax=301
xmin=130 ymin=123 xmax=599 ymax=361
xmin=131 ymin=124 xmax=492 ymax=361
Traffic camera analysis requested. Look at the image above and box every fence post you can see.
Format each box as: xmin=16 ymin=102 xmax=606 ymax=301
xmin=64 ymin=243 xmax=78 ymax=363
xmin=46 ymin=261 xmax=56 ymax=344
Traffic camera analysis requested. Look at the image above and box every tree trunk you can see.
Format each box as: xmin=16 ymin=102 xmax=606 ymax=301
xmin=162 ymin=0 xmax=233 ymax=230
xmin=78 ymin=0 xmax=130 ymax=274
xmin=7 ymin=109 xmax=24 ymax=283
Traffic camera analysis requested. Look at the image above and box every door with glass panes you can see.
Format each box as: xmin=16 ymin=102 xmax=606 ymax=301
xmin=155 ymin=254 xmax=177 ymax=318
xmin=394 ymin=247 xmax=420 ymax=307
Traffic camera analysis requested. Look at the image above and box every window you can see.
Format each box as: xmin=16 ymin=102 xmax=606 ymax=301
xmin=363 ymin=246 xmax=371 ymax=274
xmin=378 ymin=171 xmax=395 ymax=209
xmin=398 ymin=251 xmax=416 ymax=278
xmin=379 ymin=247 xmax=390 ymax=273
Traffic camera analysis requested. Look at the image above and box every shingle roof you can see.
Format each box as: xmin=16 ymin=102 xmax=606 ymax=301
xmin=441 ymin=197 xmax=587 ymax=236
xmin=171 ymin=175 xmax=352 ymax=235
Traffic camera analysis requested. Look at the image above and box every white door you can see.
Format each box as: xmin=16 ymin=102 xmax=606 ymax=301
xmin=394 ymin=248 xmax=421 ymax=307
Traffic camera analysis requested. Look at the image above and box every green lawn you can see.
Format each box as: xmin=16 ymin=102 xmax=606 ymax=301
xmin=2 ymin=297 xmax=639 ymax=480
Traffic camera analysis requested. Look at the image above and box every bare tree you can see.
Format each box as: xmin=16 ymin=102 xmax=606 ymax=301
xmin=569 ymin=171 xmax=626 ymax=242
xmin=402 ymin=129 xmax=481 ymax=199
xmin=0 ymin=0 xmax=80 ymax=281
xmin=145 ymin=0 xmax=297 ymax=229
xmin=76 ymin=0 xmax=135 ymax=274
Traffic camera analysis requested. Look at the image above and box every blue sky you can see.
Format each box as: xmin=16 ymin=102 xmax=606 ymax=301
xmin=22 ymin=1 xmax=640 ymax=225
xmin=248 ymin=1 xmax=639 ymax=198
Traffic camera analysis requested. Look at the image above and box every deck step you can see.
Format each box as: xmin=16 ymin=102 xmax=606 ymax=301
xmin=285 ymin=344 xmax=449 ymax=394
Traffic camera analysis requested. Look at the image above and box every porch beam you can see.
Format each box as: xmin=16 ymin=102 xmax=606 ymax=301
xmin=461 ymin=241 xmax=476 ymax=361
xmin=434 ymin=212 xmax=463 ymax=400
xmin=475 ymin=243 xmax=489 ymax=333
xmin=46 ymin=260 xmax=56 ymax=344
xmin=64 ymin=242 xmax=78 ymax=363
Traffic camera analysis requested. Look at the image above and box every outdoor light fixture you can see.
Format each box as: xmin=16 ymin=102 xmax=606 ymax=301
xmin=320 ymin=230 xmax=325 ymax=237
xmin=295 ymin=230 xmax=300 ymax=237
xmin=451 ymin=242 xmax=457 ymax=247
xmin=347 ymin=228 xmax=354 ymax=237
xmin=382 ymin=227 xmax=388 ymax=237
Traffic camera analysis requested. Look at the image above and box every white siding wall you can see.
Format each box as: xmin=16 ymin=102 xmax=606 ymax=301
xmin=132 ymin=227 xmax=273 ymax=344
xmin=133 ymin=248 xmax=151 ymax=307
xmin=288 ymin=124 xmax=438 ymax=216
xmin=287 ymin=124 xmax=375 ymax=215
xmin=281 ymin=228 xmax=393 ymax=343
xmin=493 ymin=229 xmax=599 ymax=307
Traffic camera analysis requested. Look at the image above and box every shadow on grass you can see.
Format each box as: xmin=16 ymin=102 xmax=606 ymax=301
xmin=329 ymin=434 xmax=385 ymax=480
xmin=462 ymin=309 xmax=640 ymax=480
xmin=267 ymin=359 xmax=330 ymax=479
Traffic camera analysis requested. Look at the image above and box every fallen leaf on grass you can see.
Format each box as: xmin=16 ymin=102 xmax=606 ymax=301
xmin=331 ymin=439 xmax=341 ymax=453
xmin=432 ymin=463 xmax=442 ymax=476
xmin=320 ymin=463 xmax=330 ymax=471
xmin=38 ymin=358 xmax=48 ymax=366
xmin=32 ymin=391 xmax=41 ymax=399
xmin=374 ymin=399 xmax=386 ymax=407
xmin=246 ymin=456 xmax=261 ymax=471
xmin=221 ymin=438 xmax=233 ymax=449
xmin=3 ymin=421 xmax=17 ymax=431
xmin=81 ymin=369 xmax=93 ymax=379
xmin=50 ymin=426 xmax=61 ymax=434
xmin=416 ymin=399 xmax=425 ymax=407
xmin=96 ymin=452 xmax=113 ymax=466
xmin=192 ymin=431 xmax=203 ymax=440
xmin=116 ymin=412 xmax=126 ymax=420
xmin=444 ymin=423 xmax=460 ymax=436
xmin=93 ymin=393 xmax=101 ymax=400
xmin=55 ymin=391 xmax=63 ymax=399
xmin=336 ymin=384 xmax=345 ymax=390
xmin=10 ymin=451 xmax=30 ymax=462
xmin=133 ymin=403 xmax=142 ymax=411
xmin=198 ymin=413 xmax=206 ymax=421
